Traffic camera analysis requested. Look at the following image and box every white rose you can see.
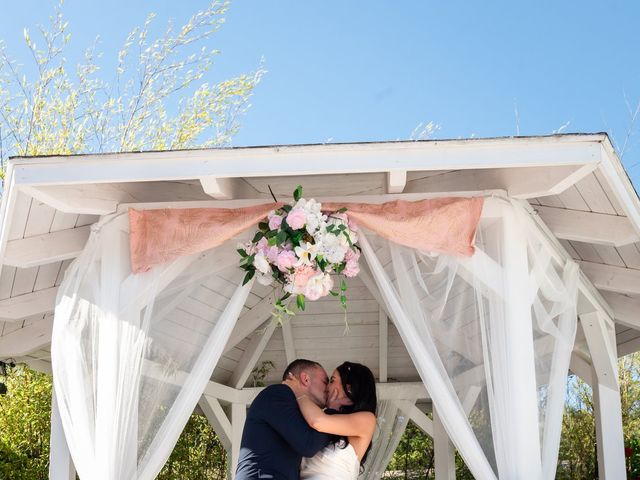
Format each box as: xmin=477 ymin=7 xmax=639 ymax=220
xmin=253 ymin=251 xmax=271 ymax=274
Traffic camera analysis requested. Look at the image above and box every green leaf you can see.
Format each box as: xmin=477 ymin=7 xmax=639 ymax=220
xmin=341 ymin=279 xmax=348 ymax=291
xmin=276 ymin=230 xmax=287 ymax=245
xmin=293 ymin=185 xmax=303 ymax=202
xmin=237 ymin=248 xmax=248 ymax=258
xmin=258 ymin=221 xmax=269 ymax=232
xmin=242 ymin=270 xmax=255 ymax=285
xmin=252 ymin=231 xmax=264 ymax=243
xmin=282 ymin=204 xmax=293 ymax=213
xmin=326 ymin=224 xmax=335 ymax=233
xmin=340 ymin=294 xmax=347 ymax=308
xmin=266 ymin=229 xmax=278 ymax=238
xmin=336 ymin=207 xmax=348 ymax=213
xmin=329 ymin=290 xmax=339 ymax=296
xmin=296 ymin=294 xmax=306 ymax=311
xmin=335 ymin=263 xmax=346 ymax=274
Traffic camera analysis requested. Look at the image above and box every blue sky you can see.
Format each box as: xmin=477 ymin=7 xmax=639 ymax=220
xmin=2 ymin=1 xmax=640 ymax=188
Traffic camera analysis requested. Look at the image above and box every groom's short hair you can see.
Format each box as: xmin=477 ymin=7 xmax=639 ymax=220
xmin=282 ymin=359 xmax=323 ymax=381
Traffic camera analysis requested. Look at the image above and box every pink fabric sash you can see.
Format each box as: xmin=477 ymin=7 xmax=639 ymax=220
xmin=129 ymin=197 xmax=484 ymax=273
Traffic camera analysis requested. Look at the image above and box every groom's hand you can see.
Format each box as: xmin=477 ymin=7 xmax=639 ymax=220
xmin=283 ymin=376 xmax=304 ymax=398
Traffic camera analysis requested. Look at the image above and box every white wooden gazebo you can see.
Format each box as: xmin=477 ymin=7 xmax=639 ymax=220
xmin=0 ymin=133 xmax=639 ymax=479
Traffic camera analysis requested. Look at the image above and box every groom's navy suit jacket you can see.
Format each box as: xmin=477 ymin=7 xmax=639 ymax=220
xmin=235 ymin=384 xmax=331 ymax=480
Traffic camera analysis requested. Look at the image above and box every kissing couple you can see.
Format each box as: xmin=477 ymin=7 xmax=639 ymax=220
xmin=235 ymin=359 xmax=378 ymax=480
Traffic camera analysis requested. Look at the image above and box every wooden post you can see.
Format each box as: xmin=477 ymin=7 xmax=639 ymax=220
xmin=230 ymin=403 xmax=247 ymax=479
xmin=48 ymin=389 xmax=75 ymax=480
xmin=433 ymin=408 xmax=456 ymax=480
xmin=581 ymin=311 xmax=625 ymax=479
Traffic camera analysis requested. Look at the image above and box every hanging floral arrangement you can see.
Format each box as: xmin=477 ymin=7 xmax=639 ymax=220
xmin=237 ymin=186 xmax=360 ymax=320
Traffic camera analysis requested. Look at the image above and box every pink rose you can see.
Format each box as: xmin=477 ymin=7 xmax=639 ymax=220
xmin=291 ymin=265 xmax=316 ymax=294
xmin=276 ymin=250 xmax=297 ymax=272
xmin=286 ymin=208 xmax=307 ymax=230
xmin=268 ymin=214 xmax=282 ymax=230
xmin=343 ymin=261 xmax=360 ymax=278
xmin=256 ymin=237 xmax=269 ymax=253
xmin=345 ymin=248 xmax=360 ymax=263
xmin=304 ymin=272 xmax=333 ymax=301
xmin=348 ymin=217 xmax=358 ymax=232
xmin=266 ymin=246 xmax=279 ymax=263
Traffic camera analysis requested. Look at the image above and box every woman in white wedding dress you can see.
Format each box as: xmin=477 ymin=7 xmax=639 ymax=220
xmin=285 ymin=361 xmax=377 ymax=480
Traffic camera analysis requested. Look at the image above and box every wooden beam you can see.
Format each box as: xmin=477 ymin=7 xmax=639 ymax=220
xmin=408 ymin=404 xmax=433 ymax=436
xmin=406 ymin=164 xmax=598 ymax=199
xmin=386 ymin=170 xmax=407 ymax=194
xmin=0 ymin=288 xmax=57 ymax=321
xmin=199 ymin=395 xmax=232 ymax=451
xmin=569 ymin=351 xmax=593 ymax=385
xmin=49 ymin=389 xmax=76 ymax=480
xmin=199 ymin=177 xmax=237 ymax=200
xmin=580 ymin=261 xmax=640 ymax=295
xmin=4 ymin=226 xmax=91 ymax=268
xmin=433 ymin=407 xmax=456 ymax=480
xmin=601 ymin=291 xmax=640 ymax=330
xmin=581 ymin=312 xmax=617 ymax=389
xmin=231 ymin=403 xmax=247 ymax=477
xmin=535 ymin=205 xmax=638 ymax=247
xmin=230 ymin=321 xmax=278 ymax=389
xmin=378 ymin=308 xmax=388 ymax=382
xmin=281 ymin=320 xmax=296 ymax=365
xmin=22 ymin=185 xmax=118 ymax=215
xmin=11 ymin=135 xmax=602 ymax=187
xmin=461 ymin=385 xmax=482 ymax=415
xmin=0 ymin=316 xmax=53 ymax=357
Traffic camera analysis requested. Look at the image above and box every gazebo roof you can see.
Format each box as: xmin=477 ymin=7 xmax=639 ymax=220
xmin=0 ymin=133 xmax=639 ymax=388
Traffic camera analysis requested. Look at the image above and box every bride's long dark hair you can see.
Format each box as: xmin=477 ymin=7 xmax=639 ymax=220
xmin=329 ymin=361 xmax=377 ymax=467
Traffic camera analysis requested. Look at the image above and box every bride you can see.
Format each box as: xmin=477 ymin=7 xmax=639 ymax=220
xmin=285 ymin=361 xmax=377 ymax=480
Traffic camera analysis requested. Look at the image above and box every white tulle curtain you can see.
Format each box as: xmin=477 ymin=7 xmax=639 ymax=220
xmin=51 ymin=213 xmax=253 ymax=480
xmin=362 ymin=400 xmax=412 ymax=479
xmin=50 ymin=195 xmax=578 ymax=480
xmin=360 ymin=197 xmax=578 ymax=479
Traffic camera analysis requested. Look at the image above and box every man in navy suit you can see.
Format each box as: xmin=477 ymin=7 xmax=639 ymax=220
xmin=235 ymin=359 xmax=331 ymax=480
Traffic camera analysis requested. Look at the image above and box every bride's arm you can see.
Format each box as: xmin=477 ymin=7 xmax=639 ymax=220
xmin=297 ymin=395 xmax=375 ymax=437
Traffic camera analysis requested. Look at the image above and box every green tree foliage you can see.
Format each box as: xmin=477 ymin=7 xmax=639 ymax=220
xmin=0 ymin=364 xmax=52 ymax=480
xmin=0 ymin=0 xmax=262 ymax=172
xmin=0 ymin=364 xmax=228 ymax=479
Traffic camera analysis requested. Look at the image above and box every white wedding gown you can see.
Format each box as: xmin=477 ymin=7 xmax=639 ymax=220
xmin=300 ymin=440 xmax=360 ymax=480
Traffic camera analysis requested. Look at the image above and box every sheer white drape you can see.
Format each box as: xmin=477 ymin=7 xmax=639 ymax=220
xmin=362 ymin=401 xmax=412 ymax=479
xmin=360 ymin=198 xmax=578 ymax=479
xmin=51 ymin=213 xmax=253 ymax=480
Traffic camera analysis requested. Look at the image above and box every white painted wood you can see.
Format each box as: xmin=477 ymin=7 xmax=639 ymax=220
xmin=386 ymin=170 xmax=407 ymax=194
xmin=0 ymin=315 xmax=53 ymax=356
xmin=281 ymin=320 xmax=296 ymax=365
xmin=49 ymin=388 xmax=76 ymax=480
xmin=22 ymin=184 xmax=118 ymax=215
xmin=575 ymin=172 xmax=617 ymax=215
xmin=409 ymin=404 xmax=434 ymax=436
xmin=199 ymin=395 xmax=232 ymax=451
xmin=601 ymin=291 xmax=640 ymax=330
xmin=231 ymin=403 xmax=247 ymax=479
xmin=581 ymin=312 xmax=618 ymax=389
xmin=580 ymin=261 xmax=640 ymax=295
xmin=199 ymin=177 xmax=238 ymax=200
xmin=535 ymin=205 xmax=638 ymax=246
xmin=569 ymin=352 xmax=593 ymax=385
xmin=618 ymin=243 xmax=640 ymax=269
xmin=461 ymin=385 xmax=481 ymax=416
xmin=379 ymin=308 xmax=388 ymax=382
xmin=4 ymin=226 xmax=90 ymax=268
xmin=592 ymin=363 xmax=626 ymax=480
xmin=433 ymin=408 xmax=456 ymax=480
xmin=593 ymin=244 xmax=626 ymax=267
xmin=11 ymin=135 xmax=602 ymax=187
xmin=230 ymin=321 xmax=278 ymax=389
xmin=0 ymin=287 xmax=57 ymax=321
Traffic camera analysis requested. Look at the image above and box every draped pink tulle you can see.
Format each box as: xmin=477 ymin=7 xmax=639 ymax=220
xmin=129 ymin=197 xmax=484 ymax=273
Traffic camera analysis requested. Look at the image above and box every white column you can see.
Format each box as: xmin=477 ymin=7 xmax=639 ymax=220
xmin=491 ymin=203 xmax=542 ymax=478
xmin=433 ymin=408 xmax=456 ymax=480
xmin=49 ymin=388 xmax=75 ymax=480
xmin=581 ymin=311 xmax=625 ymax=479
xmin=230 ymin=402 xmax=247 ymax=479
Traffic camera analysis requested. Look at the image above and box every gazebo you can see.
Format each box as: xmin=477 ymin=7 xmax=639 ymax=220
xmin=0 ymin=133 xmax=638 ymax=479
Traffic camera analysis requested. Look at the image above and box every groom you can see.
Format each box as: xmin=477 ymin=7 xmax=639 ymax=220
xmin=235 ymin=359 xmax=331 ymax=480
